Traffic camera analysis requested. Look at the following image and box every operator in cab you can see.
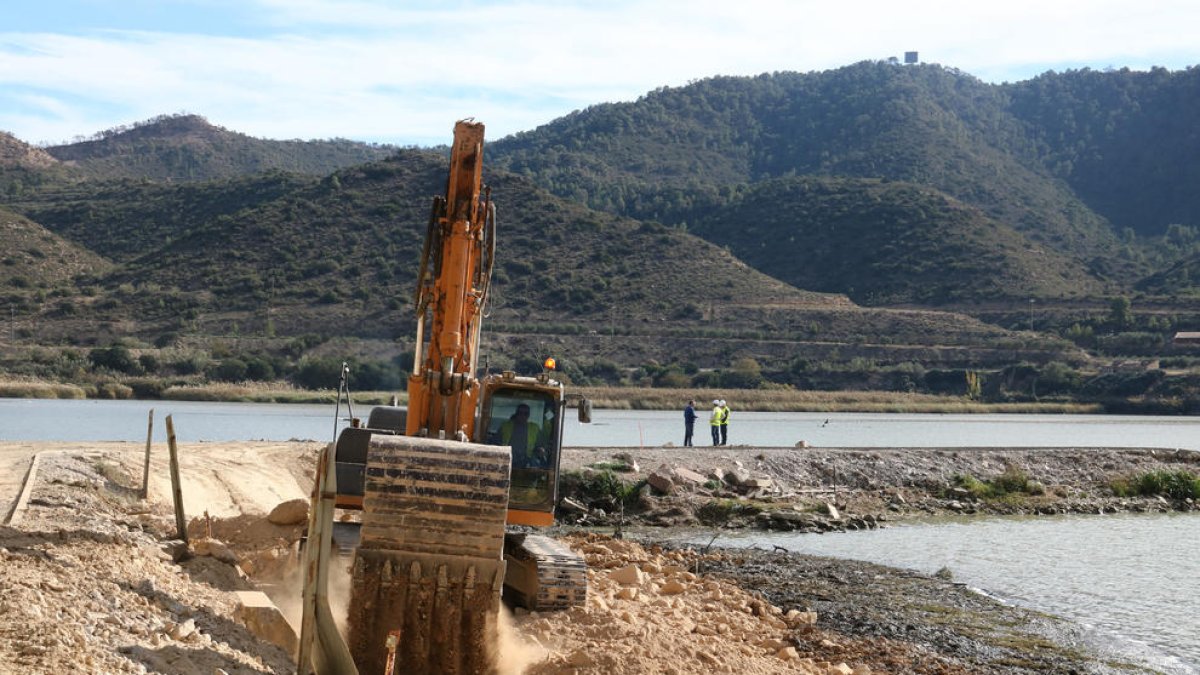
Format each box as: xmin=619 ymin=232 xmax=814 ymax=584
xmin=499 ymin=403 xmax=549 ymax=469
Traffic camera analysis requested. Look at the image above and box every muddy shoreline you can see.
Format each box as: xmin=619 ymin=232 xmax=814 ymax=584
xmin=555 ymin=445 xmax=1200 ymax=673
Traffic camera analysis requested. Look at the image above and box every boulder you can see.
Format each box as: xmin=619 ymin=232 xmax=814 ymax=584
xmin=647 ymin=471 xmax=675 ymax=495
xmin=659 ymin=580 xmax=686 ymax=595
xmin=671 ymin=467 xmax=707 ymax=486
xmin=608 ymin=564 xmax=646 ymax=586
xmin=192 ymin=537 xmax=239 ymax=565
xmin=824 ymin=503 xmax=841 ymax=520
xmin=234 ymin=590 xmax=298 ymax=653
xmin=559 ymin=497 xmax=587 ymax=514
xmin=267 ymin=499 xmax=309 ymax=526
xmin=724 ymin=468 xmax=751 ymax=486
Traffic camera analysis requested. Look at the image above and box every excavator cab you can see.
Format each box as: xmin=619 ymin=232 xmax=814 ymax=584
xmin=479 ymin=376 xmax=565 ymax=525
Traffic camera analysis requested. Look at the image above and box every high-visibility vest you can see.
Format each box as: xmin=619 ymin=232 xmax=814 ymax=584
xmin=720 ymin=406 xmax=730 ymax=425
xmin=500 ymin=420 xmax=541 ymax=459
xmin=710 ymin=406 xmax=722 ymax=425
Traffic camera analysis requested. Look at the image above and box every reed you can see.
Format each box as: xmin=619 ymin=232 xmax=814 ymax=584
xmin=0 ymin=379 xmax=87 ymax=399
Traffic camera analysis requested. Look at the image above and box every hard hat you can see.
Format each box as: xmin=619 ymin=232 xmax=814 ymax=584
xmin=712 ymin=399 xmax=720 ymax=405
xmin=719 ymin=399 xmax=726 ymax=406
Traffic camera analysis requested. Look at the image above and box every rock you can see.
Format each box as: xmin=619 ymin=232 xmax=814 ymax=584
xmin=192 ymin=538 xmax=239 ymax=565
xmin=558 ymin=497 xmax=587 ymax=514
xmin=785 ymin=609 xmax=818 ymax=626
xmin=615 ymin=587 xmax=639 ymax=601
xmin=647 ymin=471 xmax=675 ymax=495
xmin=671 ymin=467 xmax=707 ymax=486
xmin=608 ymin=564 xmax=646 ymax=586
xmin=659 ymin=580 xmax=686 ymax=595
xmin=794 ymin=440 xmax=810 ymax=448
xmin=776 ymin=646 xmax=799 ymax=660
xmin=742 ymin=477 xmax=773 ymax=489
xmin=725 ymin=468 xmax=751 ymax=486
xmin=267 ymin=499 xmax=309 ymax=526
xmin=234 ymin=590 xmax=298 ymax=653
xmin=831 ymin=664 xmax=854 ymax=674
xmin=824 ymin=503 xmax=841 ymax=520
xmin=168 ymin=618 xmax=196 ymax=641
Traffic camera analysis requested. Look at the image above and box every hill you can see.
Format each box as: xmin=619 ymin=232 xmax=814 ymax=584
xmin=0 ymin=132 xmax=58 ymax=170
xmin=488 ymin=62 xmax=1126 ymax=274
xmin=43 ymin=114 xmax=396 ymax=182
xmin=0 ymin=205 xmax=113 ymax=291
xmin=688 ymin=176 xmax=1109 ymax=305
xmin=1006 ymin=66 xmax=1200 ymax=238
xmin=4 ymin=150 xmax=1064 ymax=384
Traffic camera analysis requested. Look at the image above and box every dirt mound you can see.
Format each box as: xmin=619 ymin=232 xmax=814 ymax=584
xmin=513 ymin=533 xmax=866 ymax=674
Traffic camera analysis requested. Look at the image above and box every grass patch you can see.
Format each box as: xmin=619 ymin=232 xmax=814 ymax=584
xmin=948 ymin=466 xmax=1042 ymax=500
xmin=1110 ymin=470 xmax=1200 ymax=500
xmin=0 ymin=379 xmax=87 ymax=399
xmin=696 ymin=498 xmax=762 ymax=525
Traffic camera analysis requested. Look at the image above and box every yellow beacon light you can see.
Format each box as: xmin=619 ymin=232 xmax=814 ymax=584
xmin=543 ymin=357 xmax=557 ymax=371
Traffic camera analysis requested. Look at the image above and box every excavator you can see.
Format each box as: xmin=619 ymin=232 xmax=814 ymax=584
xmin=296 ymin=120 xmax=592 ymax=675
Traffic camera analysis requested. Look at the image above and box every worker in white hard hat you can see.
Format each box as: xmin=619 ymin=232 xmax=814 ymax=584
xmin=718 ymin=399 xmax=731 ymax=446
xmin=709 ymin=399 xmax=722 ymax=446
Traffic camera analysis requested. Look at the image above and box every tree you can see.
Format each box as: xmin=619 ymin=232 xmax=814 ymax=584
xmin=1108 ymin=296 xmax=1133 ymax=329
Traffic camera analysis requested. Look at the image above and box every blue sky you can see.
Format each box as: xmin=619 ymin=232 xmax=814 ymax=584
xmin=1 ymin=0 xmax=1197 ymax=147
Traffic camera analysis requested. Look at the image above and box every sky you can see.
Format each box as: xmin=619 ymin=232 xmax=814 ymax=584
xmin=1 ymin=0 xmax=1197 ymax=147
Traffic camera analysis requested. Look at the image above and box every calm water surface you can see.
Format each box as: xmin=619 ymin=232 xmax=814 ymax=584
xmin=688 ymin=513 xmax=1199 ymax=674
xmin=3 ymin=398 xmax=1200 ymax=448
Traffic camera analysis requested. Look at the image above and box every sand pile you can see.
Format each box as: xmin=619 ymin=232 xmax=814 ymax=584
xmin=513 ymin=533 xmax=867 ymax=674
xmin=0 ymin=453 xmax=295 ymax=674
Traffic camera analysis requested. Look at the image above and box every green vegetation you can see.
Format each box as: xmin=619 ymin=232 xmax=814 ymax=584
xmin=948 ymin=467 xmax=1045 ymax=500
xmin=560 ymin=469 xmax=643 ymax=509
xmin=4 ymin=63 xmax=1200 ymax=410
xmin=1110 ymin=470 xmax=1200 ymax=500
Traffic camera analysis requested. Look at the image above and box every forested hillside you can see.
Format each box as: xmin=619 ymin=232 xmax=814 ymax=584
xmin=1006 ymin=66 xmax=1200 ymax=238
xmin=44 ymin=114 xmax=396 ymax=182
xmin=687 ymin=176 xmax=1107 ymax=305
xmin=3 ymin=61 xmax=1200 ymax=408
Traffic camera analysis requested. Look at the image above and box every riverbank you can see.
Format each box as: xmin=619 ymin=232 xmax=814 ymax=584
xmin=557 ymin=445 xmax=1200 ymax=532
xmin=0 ymin=377 xmax=1101 ymax=413
xmin=5 ymin=441 xmax=1193 ymax=672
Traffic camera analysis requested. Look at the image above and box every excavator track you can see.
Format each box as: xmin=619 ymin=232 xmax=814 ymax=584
xmin=504 ymin=533 xmax=588 ymax=610
xmin=346 ymin=434 xmax=511 ymax=675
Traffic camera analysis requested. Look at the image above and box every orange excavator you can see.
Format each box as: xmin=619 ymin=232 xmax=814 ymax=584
xmin=296 ymin=120 xmax=591 ymax=675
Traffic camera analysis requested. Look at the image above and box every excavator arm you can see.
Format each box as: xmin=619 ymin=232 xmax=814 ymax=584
xmin=406 ymin=120 xmax=495 ymax=441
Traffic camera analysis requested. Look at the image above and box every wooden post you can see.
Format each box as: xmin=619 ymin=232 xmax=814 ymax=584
xmin=140 ymin=408 xmax=154 ymax=500
xmin=166 ymin=414 xmax=187 ymax=544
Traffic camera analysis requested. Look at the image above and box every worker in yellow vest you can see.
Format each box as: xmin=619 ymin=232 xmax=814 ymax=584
xmin=501 ymin=403 xmax=544 ymax=467
xmin=709 ymin=399 xmax=722 ymax=446
xmin=719 ymin=399 xmax=730 ymax=446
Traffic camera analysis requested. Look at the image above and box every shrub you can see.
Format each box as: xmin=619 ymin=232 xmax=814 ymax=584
xmin=89 ymin=345 xmax=142 ymax=375
xmin=1134 ymin=470 xmax=1200 ymax=500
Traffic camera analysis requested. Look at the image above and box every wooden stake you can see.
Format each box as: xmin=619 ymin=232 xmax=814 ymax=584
xmin=140 ymin=408 xmax=154 ymax=500
xmin=166 ymin=414 xmax=187 ymax=544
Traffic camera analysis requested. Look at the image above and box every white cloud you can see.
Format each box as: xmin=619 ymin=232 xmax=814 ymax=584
xmin=0 ymin=0 xmax=1196 ymax=144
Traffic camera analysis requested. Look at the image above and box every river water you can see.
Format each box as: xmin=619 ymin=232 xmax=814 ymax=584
xmin=1 ymin=398 xmax=1197 ymax=671
xmin=4 ymin=398 xmax=1200 ymax=449
xmin=682 ymin=514 xmax=1199 ymax=674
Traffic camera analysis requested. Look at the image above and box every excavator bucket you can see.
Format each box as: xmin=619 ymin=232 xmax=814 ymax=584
xmin=346 ymin=434 xmax=511 ymax=675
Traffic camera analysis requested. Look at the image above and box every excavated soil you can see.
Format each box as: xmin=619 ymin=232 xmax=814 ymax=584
xmin=2 ymin=440 xmax=1193 ymax=674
